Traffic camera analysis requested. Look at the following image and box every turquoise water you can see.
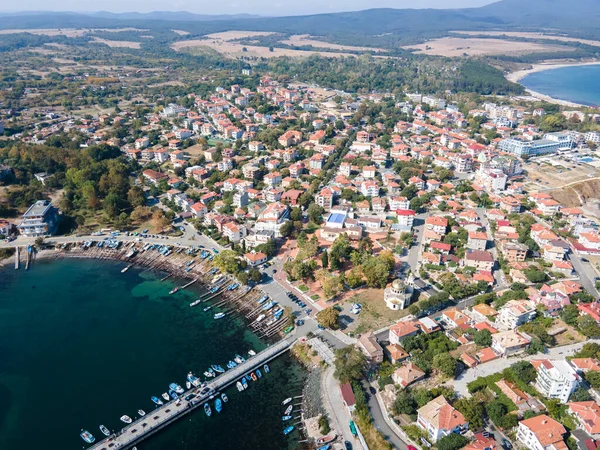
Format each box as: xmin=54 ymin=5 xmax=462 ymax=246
xmin=521 ymin=64 xmax=600 ymax=106
xmin=0 ymin=258 xmax=305 ymax=449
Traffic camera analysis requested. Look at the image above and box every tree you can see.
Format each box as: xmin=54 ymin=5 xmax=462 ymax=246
xmin=392 ymin=390 xmax=416 ymax=415
xmin=578 ymin=314 xmax=600 ymax=337
xmin=432 ymin=353 xmax=458 ymax=378
xmin=317 ymin=307 xmax=340 ymax=330
xmin=437 ymin=433 xmax=469 ymax=450
xmin=307 ymin=203 xmax=324 ymax=223
xmin=237 ymin=271 xmax=249 ymax=285
xmin=560 ymin=304 xmax=580 ymax=326
xmin=214 ymin=249 xmax=244 ymax=274
xmin=34 ymin=237 xmax=45 ymax=249
xmin=321 ymin=250 xmax=329 ymax=269
xmin=361 ymin=256 xmax=391 ymax=288
xmin=508 ymin=361 xmax=537 ymax=384
xmin=249 ymin=268 xmax=262 ymax=283
xmin=473 ymin=329 xmax=492 ymax=347
xmin=127 ymin=186 xmax=145 ymax=208
xmin=486 ymin=399 xmax=507 ymax=425
xmin=571 ymin=387 xmax=593 ymax=402
xmin=454 ymin=397 xmax=485 ymax=429
xmin=584 ymin=371 xmax=600 ymax=389
xmin=333 ymin=347 xmax=366 ymax=383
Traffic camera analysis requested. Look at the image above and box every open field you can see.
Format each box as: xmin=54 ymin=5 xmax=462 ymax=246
xmin=172 ymin=39 xmax=357 ymax=59
xmin=0 ymin=27 xmax=144 ymax=37
xmin=452 ymin=30 xmax=600 ymax=48
xmin=172 ymin=29 xmax=190 ymax=36
xmin=403 ymin=37 xmax=569 ymax=57
xmin=204 ymin=30 xmax=277 ymax=41
xmin=342 ymin=289 xmax=408 ymax=334
xmin=280 ymin=34 xmax=385 ymax=53
xmin=91 ymin=38 xmax=141 ymax=49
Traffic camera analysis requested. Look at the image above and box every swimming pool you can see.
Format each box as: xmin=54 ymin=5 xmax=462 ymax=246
xmin=579 ymin=156 xmax=595 ymax=163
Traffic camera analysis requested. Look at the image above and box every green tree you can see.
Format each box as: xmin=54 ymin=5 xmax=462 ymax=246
xmin=432 ymin=353 xmax=458 ymax=378
xmin=392 ymin=390 xmax=416 ymax=415
xmin=214 ymin=249 xmax=244 ymax=274
xmin=316 ymin=307 xmax=340 ymax=330
xmin=508 ymin=361 xmax=537 ymax=384
xmin=584 ymin=371 xmax=600 ymax=389
xmin=437 ymin=433 xmax=469 ymax=450
xmin=454 ymin=397 xmax=485 ymax=429
xmin=473 ymin=329 xmax=492 ymax=347
xmin=307 ymin=203 xmax=325 ymax=223
xmin=486 ymin=399 xmax=507 ymax=425
xmin=321 ymin=250 xmax=329 ymax=269
xmin=570 ymin=387 xmax=593 ymax=402
xmin=578 ymin=315 xmax=600 ymax=337
xmin=333 ymin=347 xmax=366 ymax=383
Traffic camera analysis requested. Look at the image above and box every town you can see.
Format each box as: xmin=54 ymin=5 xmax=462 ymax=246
xmin=1 ymin=67 xmax=600 ymax=450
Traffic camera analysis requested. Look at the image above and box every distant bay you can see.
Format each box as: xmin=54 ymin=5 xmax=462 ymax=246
xmin=520 ymin=64 xmax=600 ymax=106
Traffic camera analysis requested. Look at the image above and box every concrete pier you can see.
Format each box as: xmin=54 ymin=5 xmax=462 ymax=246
xmin=88 ymin=338 xmax=295 ymax=450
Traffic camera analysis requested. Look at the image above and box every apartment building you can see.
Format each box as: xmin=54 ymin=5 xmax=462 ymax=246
xmin=532 ymin=359 xmax=579 ymax=403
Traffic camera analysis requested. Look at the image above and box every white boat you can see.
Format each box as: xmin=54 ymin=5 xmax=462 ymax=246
xmin=186 ymin=381 xmax=191 ymax=389
xmin=282 ymin=398 xmax=293 ymax=406
xmin=121 ymin=265 xmax=131 ymax=273
xmin=236 ymin=381 xmax=244 ymax=392
xmin=285 ymin=405 xmax=293 ymax=416
xmin=204 ymin=371 xmax=215 ymax=377
xmin=120 ymin=415 xmax=132 ymax=424
xmin=162 ymin=392 xmax=170 ymax=401
xmin=214 ymin=312 xmax=226 ymax=320
xmin=255 ymin=314 xmax=266 ymax=323
xmin=99 ymin=425 xmax=110 ymax=437
xmin=248 ymin=350 xmax=256 ymax=356
xmin=138 ymin=409 xmax=146 ymax=417
xmin=190 ymin=300 xmax=201 ymax=307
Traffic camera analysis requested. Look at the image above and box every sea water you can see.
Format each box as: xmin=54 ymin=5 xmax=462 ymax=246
xmin=0 ymin=258 xmax=305 ymax=449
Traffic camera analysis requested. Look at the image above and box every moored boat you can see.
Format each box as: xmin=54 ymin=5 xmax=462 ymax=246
xmin=236 ymin=381 xmax=244 ymax=391
xmin=211 ymin=364 xmax=225 ymax=373
xmin=138 ymin=409 xmax=146 ymax=417
xmin=221 ymin=393 xmax=228 ymax=402
xmin=241 ymin=378 xmax=248 ymax=389
xmin=317 ymin=445 xmax=332 ymax=450
xmin=169 ymin=287 xmax=179 ymax=295
xmin=204 ymin=370 xmax=215 ymax=377
xmin=227 ymin=360 xmax=237 ymax=369
xmin=256 ymin=369 xmax=262 ymax=379
xmin=169 ymin=390 xmax=178 ymax=400
xmin=187 ymin=372 xmax=201 ymax=387
xmin=80 ymin=430 xmax=95 ymax=444
xmin=169 ymin=383 xmax=185 ymax=394
xmin=283 ymin=426 xmax=294 ymax=435
xmin=120 ymin=415 xmax=132 ymax=424
xmin=162 ymin=392 xmax=170 ymax=401
xmin=204 ymin=403 xmax=212 ymax=417
xmin=282 ymin=415 xmax=292 ymax=421
xmin=248 ymin=350 xmax=256 ymax=356
xmin=264 ymin=364 xmax=270 ymax=373
xmin=234 ymin=354 xmax=245 ymax=364
xmin=186 ymin=381 xmax=191 ymax=389
xmin=203 ymin=306 xmax=212 ymax=312
xmin=285 ymin=405 xmax=293 ymax=416
xmin=190 ymin=300 xmax=201 ymax=307
xmin=214 ymin=312 xmax=226 ymax=320
xmin=151 ymin=396 xmax=163 ymax=406
xmin=250 ymin=372 xmax=258 ymax=381
xmin=99 ymin=425 xmax=110 ymax=436
xmin=282 ymin=397 xmax=293 ymax=406
xmin=215 ymin=398 xmax=222 ymax=413
xmin=255 ymin=314 xmax=266 ymax=323
xmin=316 ymin=434 xmax=337 ymax=445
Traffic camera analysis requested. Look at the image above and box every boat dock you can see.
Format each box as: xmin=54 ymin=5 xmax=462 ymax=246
xmin=14 ymin=246 xmax=19 ymax=270
xmin=87 ymin=338 xmax=294 ymax=450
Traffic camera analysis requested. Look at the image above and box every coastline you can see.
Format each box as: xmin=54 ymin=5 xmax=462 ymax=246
xmin=506 ymin=60 xmax=600 ymax=108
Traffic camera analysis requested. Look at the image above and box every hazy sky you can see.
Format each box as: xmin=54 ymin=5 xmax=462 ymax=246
xmin=2 ymin=0 xmax=496 ymax=16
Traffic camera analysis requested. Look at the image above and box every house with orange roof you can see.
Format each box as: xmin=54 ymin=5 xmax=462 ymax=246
xmin=570 ymin=358 xmax=600 ymax=373
xmin=517 ymin=415 xmax=567 ymax=450
xmin=389 ymin=321 xmax=420 ymax=345
xmin=385 ymin=344 xmax=409 ymax=364
xmin=417 ymin=396 xmax=468 ymax=442
xmin=578 ymin=302 xmax=600 ymax=323
xmin=568 ymin=402 xmax=600 ymax=437
xmin=471 ymin=303 xmax=498 ymax=321
xmin=496 ymin=379 xmax=544 ymax=414
xmin=442 ymin=308 xmax=471 ymax=329
xmin=392 ymin=362 xmax=426 ymax=389
xmin=425 ymin=215 xmax=448 ymax=235
xmin=244 ymin=251 xmax=267 ymax=267
xmin=468 ymin=231 xmax=488 ymax=251
xmin=464 ymin=433 xmax=497 ymax=450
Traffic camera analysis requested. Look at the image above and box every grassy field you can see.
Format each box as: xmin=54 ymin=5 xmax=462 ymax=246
xmin=344 ymin=289 xmax=408 ymax=334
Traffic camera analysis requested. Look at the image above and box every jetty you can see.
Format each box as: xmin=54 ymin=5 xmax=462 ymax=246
xmin=14 ymin=246 xmax=19 ymax=270
xmin=87 ymin=338 xmax=295 ymax=450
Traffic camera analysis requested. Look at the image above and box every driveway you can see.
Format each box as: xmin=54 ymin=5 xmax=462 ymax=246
xmin=367 ymin=382 xmax=409 ymax=450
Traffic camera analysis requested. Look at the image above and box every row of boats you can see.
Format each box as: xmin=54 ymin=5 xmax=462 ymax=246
xmin=234 ymin=363 xmax=270 ymax=392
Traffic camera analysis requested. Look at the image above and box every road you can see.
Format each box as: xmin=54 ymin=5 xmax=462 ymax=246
xmin=453 ymin=339 xmax=599 ymax=397
xmin=322 ymin=367 xmax=358 ymax=445
xmin=476 ymin=207 xmax=508 ymax=289
xmin=367 ymin=382 xmax=409 ymax=450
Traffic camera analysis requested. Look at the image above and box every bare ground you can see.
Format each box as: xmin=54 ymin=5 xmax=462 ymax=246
xmin=280 ymin=34 xmax=385 ymax=53
xmin=452 ymin=30 xmax=600 ymax=48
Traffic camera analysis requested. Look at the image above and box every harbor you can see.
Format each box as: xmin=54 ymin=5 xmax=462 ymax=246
xmin=87 ymin=338 xmax=294 ymax=450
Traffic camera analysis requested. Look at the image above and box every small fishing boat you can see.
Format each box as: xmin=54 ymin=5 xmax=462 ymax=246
xmin=151 ymin=396 xmax=163 ymax=406
xmin=285 ymin=405 xmax=293 ymax=416
xmin=245 ymin=374 xmax=253 ymax=382
xmin=169 ymin=287 xmax=179 ymax=295
xmin=211 ymin=365 xmax=225 ymax=373
xmin=169 ymin=383 xmax=185 ymax=394
xmin=121 ymin=265 xmax=131 ymax=273
xmin=248 ymin=350 xmax=256 ymax=356
xmin=186 ymin=381 xmax=191 ymax=389
xmin=80 ymin=430 xmax=95 ymax=444
xmin=282 ymin=415 xmax=292 ymax=421
xmin=203 ymin=306 xmax=212 ymax=312
xmin=99 ymin=425 xmax=110 ymax=436
xmin=215 ymin=398 xmax=222 ymax=413
xmin=241 ymin=378 xmax=248 ymax=389
xmin=282 ymin=398 xmax=293 ymax=406
xmin=236 ymin=381 xmax=244 ymax=391
xmin=256 ymin=369 xmax=262 ymax=379
xmin=227 ymin=360 xmax=237 ymax=369
xmin=316 ymin=435 xmax=337 ymax=445
xmin=255 ymin=314 xmax=266 ymax=323
xmin=120 ymin=415 xmax=132 ymax=424
xmin=214 ymin=312 xmax=226 ymax=320
xmin=162 ymin=392 xmax=170 ymax=401
xmin=221 ymin=393 xmax=228 ymax=402
xmin=204 ymin=370 xmax=215 ymax=378
xmin=283 ymin=426 xmax=294 ymax=435
xmin=250 ymin=372 xmax=258 ymax=381
xmin=187 ymin=372 xmax=201 ymax=387
xmin=264 ymin=364 xmax=270 ymax=373
xmin=204 ymin=403 xmax=212 ymax=416
xmin=234 ymin=354 xmax=245 ymax=364
xmin=190 ymin=300 xmax=201 ymax=307
xmin=169 ymin=390 xmax=179 ymax=400
xmin=138 ymin=409 xmax=146 ymax=417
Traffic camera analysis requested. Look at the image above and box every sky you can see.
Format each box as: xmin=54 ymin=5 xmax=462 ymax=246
xmin=2 ymin=0 xmax=497 ymax=16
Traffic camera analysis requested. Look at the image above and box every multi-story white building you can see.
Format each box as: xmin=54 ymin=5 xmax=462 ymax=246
xmin=396 ymin=210 xmax=415 ymax=232
xmin=516 ymin=415 xmax=566 ymax=450
xmin=361 ymin=180 xmax=379 ymax=197
xmin=533 ymin=359 xmax=579 ymax=403
xmin=416 ymin=396 xmax=468 ymax=442
xmin=497 ymin=300 xmax=536 ymax=330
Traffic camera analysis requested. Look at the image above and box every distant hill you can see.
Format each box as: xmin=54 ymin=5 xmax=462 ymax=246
xmin=89 ymin=11 xmax=261 ymax=21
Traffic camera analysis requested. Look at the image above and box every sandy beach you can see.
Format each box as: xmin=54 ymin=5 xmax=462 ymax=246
xmin=506 ymin=60 xmax=600 ymax=107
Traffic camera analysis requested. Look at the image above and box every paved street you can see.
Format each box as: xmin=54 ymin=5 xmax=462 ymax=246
xmin=322 ymin=367 xmax=358 ymax=445
xmin=453 ymin=339 xmax=599 ymax=396
xmin=367 ymin=382 xmax=409 ymax=450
